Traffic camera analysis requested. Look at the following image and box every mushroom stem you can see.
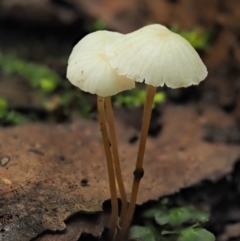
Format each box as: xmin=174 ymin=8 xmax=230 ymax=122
xmin=97 ymin=96 xmax=118 ymax=240
xmin=116 ymin=85 xmax=156 ymax=240
xmin=105 ymin=96 xmax=128 ymax=225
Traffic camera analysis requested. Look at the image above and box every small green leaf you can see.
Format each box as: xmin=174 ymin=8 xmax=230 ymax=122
xmin=60 ymin=93 xmax=75 ymax=107
xmin=171 ymin=27 xmax=211 ymax=51
xmin=142 ymin=205 xmax=168 ymax=220
xmin=128 ymin=226 xmax=156 ymax=241
xmin=168 ymin=208 xmax=193 ymax=226
xmin=177 ymin=228 xmax=215 ymax=241
xmin=154 ymin=209 xmax=170 ymax=225
xmin=153 ymin=92 xmax=166 ymax=106
xmin=93 ymin=19 xmax=107 ymax=31
xmin=39 ymin=78 xmax=58 ymax=92
xmin=0 ymin=97 xmax=8 ymax=117
xmin=189 ymin=209 xmax=209 ymax=223
xmin=167 ymin=207 xmax=209 ymax=226
xmin=5 ymin=111 xmax=29 ymax=125
xmin=161 ymin=230 xmax=178 ymax=235
xmin=0 ymin=53 xmax=62 ymax=93
xmin=115 ymin=89 xmax=165 ymax=108
xmin=77 ymin=95 xmax=92 ymax=118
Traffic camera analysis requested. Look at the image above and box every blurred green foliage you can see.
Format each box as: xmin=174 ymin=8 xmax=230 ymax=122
xmin=0 ymin=52 xmax=94 ymax=124
xmin=115 ymin=89 xmax=166 ymax=108
xmin=0 ymin=49 xmax=166 ymax=125
xmin=127 ymin=200 xmax=215 ymax=241
xmin=0 ymin=96 xmax=8 ymax=118
xmin=0 ymin=49 xmax=165 ymax=118
xmin=76 ymin=94 xmax=92 ymax=118
xmin=93 ymin=19 xmax=107 ymax=31
xmin=43 ymin=93 xmax=92 ymax=118
xmin=0 ymin=96 xmax=29 ymax=125
xmin=171 ymin=26 xmax=211 ymax=51
xmin=1 ymin=24 xmax=209 ymax=126
xmin=0 ymin=52 xmax=61 ymax=93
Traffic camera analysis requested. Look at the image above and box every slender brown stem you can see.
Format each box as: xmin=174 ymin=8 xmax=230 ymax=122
xmin=116 ymin=85 xmax=156 ymax=240
xmin=97 ymin=96 xmax=118 ymax=240
xmin=105 ymin=96 xmax=128 ymax=226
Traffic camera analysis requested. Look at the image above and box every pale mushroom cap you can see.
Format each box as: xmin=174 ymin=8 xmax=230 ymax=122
xmin=67 ymin=31 xmax=135 ymax=97
xmin=68 ymin=30 xmax=123 ymax=64
xmin=105 ymin=24 xmax=208 ymax=88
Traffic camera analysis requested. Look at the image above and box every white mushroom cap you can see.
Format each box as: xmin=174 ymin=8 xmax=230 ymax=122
xmin=105 ymin=24 xmax=208 ymax=88
xmin=67 ymin=31 xmax=135 ymax=97
xmin=68 ymin=31 xmax=122 ymax=63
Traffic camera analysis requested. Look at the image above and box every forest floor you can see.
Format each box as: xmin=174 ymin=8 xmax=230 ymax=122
xmin=0 ymin=0 xmax=240 ymax=240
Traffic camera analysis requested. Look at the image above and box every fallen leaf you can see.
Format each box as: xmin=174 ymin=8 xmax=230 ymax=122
xmin=0 ymin=105 xmax=239 ymax=241
xmin=34 ymin=213 xmax=107 ymax=241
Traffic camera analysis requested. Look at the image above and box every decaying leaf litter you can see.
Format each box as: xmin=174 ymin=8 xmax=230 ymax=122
xmin=1 ymin=104 xmax=240 ymax=241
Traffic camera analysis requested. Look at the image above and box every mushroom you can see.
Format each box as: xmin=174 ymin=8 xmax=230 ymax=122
xmin=105 ymin=24 xmax=208 ymax=239
xmin=67 ymin=30 xmax=135 ymax=239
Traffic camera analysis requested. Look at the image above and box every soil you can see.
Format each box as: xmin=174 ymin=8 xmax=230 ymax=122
xmin=0 ymin=0 xmax=240 ymax=240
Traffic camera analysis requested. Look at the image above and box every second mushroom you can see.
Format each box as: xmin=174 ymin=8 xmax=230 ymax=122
xmin=67 ymin=30 xmax=135 ymax=240
xmin=105 ymin=24 xmax=208 ymax=240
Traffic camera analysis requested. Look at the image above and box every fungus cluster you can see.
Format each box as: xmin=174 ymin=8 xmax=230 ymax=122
xmin=66 ymin=24 xmax=207 ymax=240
